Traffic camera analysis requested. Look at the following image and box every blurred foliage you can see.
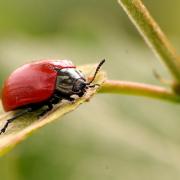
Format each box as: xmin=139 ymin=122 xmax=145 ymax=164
xmin=1 ymin=0 xmax=180 ymax=180
xmin=0 ymin=0 xmax=124 ymax=36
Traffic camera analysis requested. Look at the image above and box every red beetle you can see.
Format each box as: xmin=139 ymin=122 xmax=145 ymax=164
xmin=1 ymin=59 xmax=105 ymax=134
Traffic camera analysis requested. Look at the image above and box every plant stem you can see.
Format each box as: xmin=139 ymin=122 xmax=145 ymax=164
xmin=117 ymin=0 xmax=180 ymax=83
xmin=99 ymin=80 xmax=180 ymax=103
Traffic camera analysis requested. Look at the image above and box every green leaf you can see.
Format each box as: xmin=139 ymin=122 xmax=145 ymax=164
xmin=0 ymin=63 xmax=106 ymax=156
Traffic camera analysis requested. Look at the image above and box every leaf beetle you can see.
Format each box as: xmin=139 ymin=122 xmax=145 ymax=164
xmin=0 ymin=59 xmax=105 ymax=134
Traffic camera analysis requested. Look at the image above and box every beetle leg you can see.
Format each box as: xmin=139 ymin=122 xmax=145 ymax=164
xmin=51 ymin=94 xmax=62 ymax=105
xmin=61 ymin=95 xmax=76 ymax=102
xmin=0 ymin=107 xmax=33 ymax=134
xmin=54 ymin=91 xmax=75 ymax=102
xmin=66 ymin=96 xmax=75 ymax=102
xmin=38 ymin=103 xmax=53 ymax=118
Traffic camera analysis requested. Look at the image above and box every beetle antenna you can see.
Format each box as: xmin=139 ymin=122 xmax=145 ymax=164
xmin=86 ymin=59 xmax=105 ymax=85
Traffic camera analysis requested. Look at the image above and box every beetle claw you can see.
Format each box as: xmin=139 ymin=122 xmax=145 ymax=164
xmin=0 ymin=129 xmax=5 ymax=135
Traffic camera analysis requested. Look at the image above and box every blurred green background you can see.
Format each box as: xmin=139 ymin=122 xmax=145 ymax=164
xmin=1 ymin=0 xmax=180 ymax=179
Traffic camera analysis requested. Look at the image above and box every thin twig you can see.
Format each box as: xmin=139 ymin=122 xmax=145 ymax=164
xmin=117 ymin=0 xmax=180 ymax=83
xmin=99 ymin=80 xmax=180 ymax=103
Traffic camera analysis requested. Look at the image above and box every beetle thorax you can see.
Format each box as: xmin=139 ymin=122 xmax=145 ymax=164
xmin=55 ymin=68 xmax=86 ymax=96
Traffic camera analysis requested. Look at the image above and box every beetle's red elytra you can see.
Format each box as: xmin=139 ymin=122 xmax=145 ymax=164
xmin=0 ymin=59 xmax=105 ymax=134
xmin=2 ymin=60 xmax=76 ymax=111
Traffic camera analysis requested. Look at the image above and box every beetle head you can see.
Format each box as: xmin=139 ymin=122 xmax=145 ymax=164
xmin=55 ymin=59 xmax=105 ymax=96
xmin=72 ymin=59 xmax=105 ymax=96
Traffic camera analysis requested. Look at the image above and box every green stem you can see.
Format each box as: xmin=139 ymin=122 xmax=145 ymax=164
xmin=117 ymin=0 xmax=180 ymax=83
xmin=99 ymin=80 xmax=180 ymax=103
